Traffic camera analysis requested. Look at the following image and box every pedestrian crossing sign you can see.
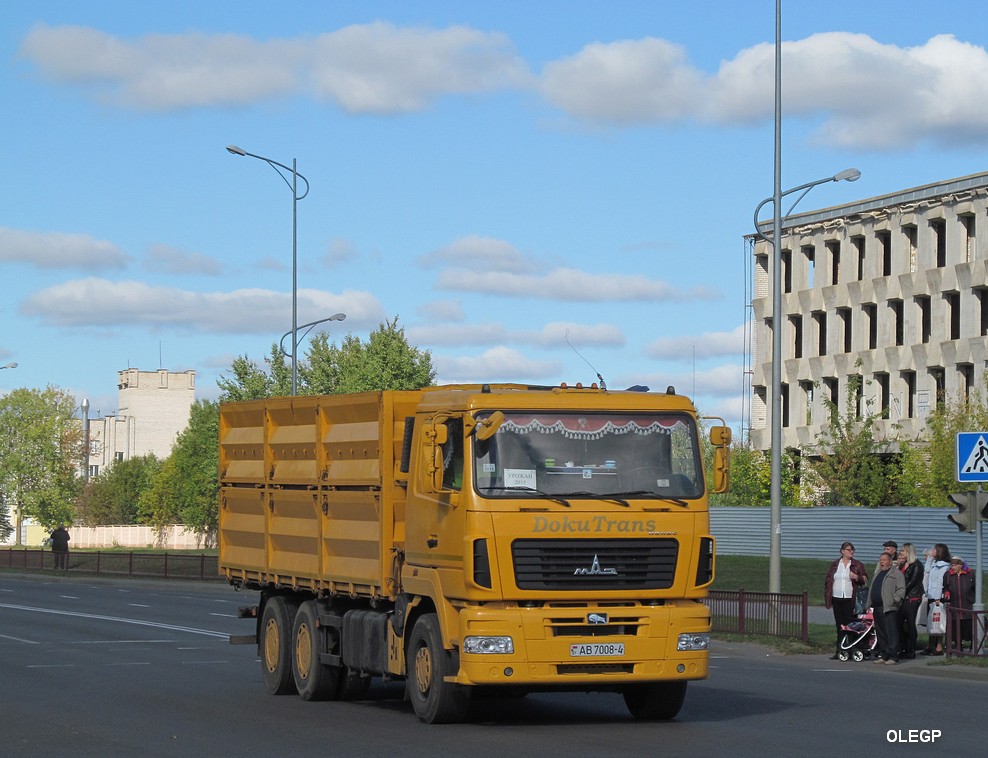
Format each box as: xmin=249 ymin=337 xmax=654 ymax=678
xmin=957 ymin=432 xmax=988 ymax=482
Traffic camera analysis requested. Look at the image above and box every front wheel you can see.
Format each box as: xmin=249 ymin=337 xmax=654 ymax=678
xmin=623 ymin=681 xmax=687 ymax=720
xmin=837 ymin=650 xmax=850 ymax=662
xmin=406 ymin=614 xmax=471 ymax=724
xmin=852 ymin=649 xmax=865 ymax=662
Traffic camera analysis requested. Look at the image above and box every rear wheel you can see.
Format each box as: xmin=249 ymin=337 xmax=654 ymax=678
xmin=837 ymin=650 xmax=850 ymax=662
xmin=260 ymin=597 xmax=297 ymax=695
xmin=292 ymin=601 xmax=340 ymax=700
xmin=623 ymin=681 xmax=687 ymax=720
xmin=406 ymin=614 xmax=470 ymax=724
xmin=852 ymin=650 xmax=865 ymax=662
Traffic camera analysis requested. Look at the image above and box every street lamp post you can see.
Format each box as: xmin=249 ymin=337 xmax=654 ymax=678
xmin=226 ymin=145 xmax=310 ymax=395
xmin=279 ymin=313 xmax=347 ymax=381
xmin=753 ymin=167 xmax=860 ymax=594
xmin=1 ymin=362 xmax=17 ymax=370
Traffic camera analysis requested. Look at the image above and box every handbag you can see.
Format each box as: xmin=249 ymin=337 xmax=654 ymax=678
xmin=928 ymin=602 xmax=947 ymax=635
xmin=853 ymin=585 xmax=870 ymax=615
xmin=916 ymin=596 xmax=929 ymax=627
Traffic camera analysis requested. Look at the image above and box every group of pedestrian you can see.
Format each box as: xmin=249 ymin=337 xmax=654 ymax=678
xmin=824 ymin=539 xmax=976 ymax=664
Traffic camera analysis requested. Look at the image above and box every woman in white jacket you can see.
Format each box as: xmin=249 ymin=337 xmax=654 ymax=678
xmin=921 ymin=543 xmax=951 ymax=655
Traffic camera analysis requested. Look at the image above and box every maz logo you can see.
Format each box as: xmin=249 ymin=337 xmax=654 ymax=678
xmin=573 ymin=554 xmax=619 ymax=576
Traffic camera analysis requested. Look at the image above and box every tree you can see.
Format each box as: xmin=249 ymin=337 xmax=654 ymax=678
xmin=709 ymin=440 xmax=802 ymax=507
xmin=0 ymin=387 xmax=82 ymax=533
xmin=802 ymin=374 xmax=898 ymax=507
xmin=217 ymin=345 xmax=293 ymax=401
xmin=75 ymin=454 xmax=161 ymax=525
xmin=139 ymin=400 xmax=219 ymax=544
xmin=301 ymin=317 xmax=435 ymax=394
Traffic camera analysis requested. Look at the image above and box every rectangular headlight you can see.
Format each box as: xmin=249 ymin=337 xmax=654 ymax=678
xmin=677 ymin=633 xmax=709 ymax=651
xmin=463 ymin=636 xmax=514 ymax=655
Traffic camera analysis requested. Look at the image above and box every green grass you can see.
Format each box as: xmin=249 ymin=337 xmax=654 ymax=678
xmin=713 ymin=555 xmax=829 ymax=606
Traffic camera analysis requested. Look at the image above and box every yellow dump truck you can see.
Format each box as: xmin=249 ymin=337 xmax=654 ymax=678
xmin=219 ymin=383 xmax=730 ymax=723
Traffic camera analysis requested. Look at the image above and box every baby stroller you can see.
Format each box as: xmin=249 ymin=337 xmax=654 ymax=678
xmin=837 ymin=609 xmax=878 ymax=661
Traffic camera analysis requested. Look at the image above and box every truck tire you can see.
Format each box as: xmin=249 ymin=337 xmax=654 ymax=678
xmin=622 ymin=681 xmax=687 ymax=720
xmin=406 ymin=614 xmax=471 ymax=724
xmin=292 ymin=600 xmax=341 ymax=700
xmin=260 ymin=597 xmax=297 ymax=695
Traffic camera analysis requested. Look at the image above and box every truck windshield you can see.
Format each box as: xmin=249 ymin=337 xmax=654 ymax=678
xmin=472 ymin=411 xmax=702 ymax=500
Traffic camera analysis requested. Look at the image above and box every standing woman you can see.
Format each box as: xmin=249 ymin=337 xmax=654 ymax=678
xmin=922 ymin=543 xmax=951 ymax=655
xmin=897 ymin=543 xmax=924 ymax=659
xmin=824 ymin=542 xmax=868 ymax=660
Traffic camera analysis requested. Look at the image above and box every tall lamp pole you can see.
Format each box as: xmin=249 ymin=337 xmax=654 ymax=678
xmin=753 ymin=168 xmax=860 ymax=593
xmin=226 ymin=145 xmax=310 ymax=395
xmin=279 ymin=313 xmax=347 ymax=373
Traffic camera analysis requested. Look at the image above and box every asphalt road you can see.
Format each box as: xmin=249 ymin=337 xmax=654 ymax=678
xmin=1 ymin=573 xmax=983 ymax=757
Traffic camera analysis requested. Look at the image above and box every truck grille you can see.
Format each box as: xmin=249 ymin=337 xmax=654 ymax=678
xmin=512 ymin=538 xmax=678 ymax=590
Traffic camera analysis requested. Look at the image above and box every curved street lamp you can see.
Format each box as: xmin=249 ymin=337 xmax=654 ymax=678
xmin=280 ymin=312 xmax=347 ymax=360
xmin=753 ymin=167 xmax=860 ymax=593
xmin=226 ymin=144 xmax=310 ymax=395
xmin=1 ymin=362 xmax=17 ymax=370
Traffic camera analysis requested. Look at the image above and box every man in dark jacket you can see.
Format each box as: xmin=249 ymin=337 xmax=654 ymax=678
xmin=50 ymin=524 xmax=70 ymax=570
xmin=870 ymin=552 xmax=905 ymax=664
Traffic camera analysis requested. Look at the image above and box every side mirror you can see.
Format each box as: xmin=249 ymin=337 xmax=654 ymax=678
xmin=471 ymin=411 xmax=504 ymax=441
xmin=709 ymin=426 xmax=731 ymax=446
xmin=712 ymin=446 xmax=730 ymax=493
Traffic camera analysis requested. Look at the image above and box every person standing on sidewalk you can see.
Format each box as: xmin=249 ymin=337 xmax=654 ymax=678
xmin=922 ymin=543 xmax=951 ymax=656
xmin=897 ymin=543 xmax=924 ymax=659
xmin=824 ymin=542 xmax=868 ymax=660
xmin=50 ymin=524 xmax=70 ymax=570
xmin=871 ymin=552 xmax=905 ymax=664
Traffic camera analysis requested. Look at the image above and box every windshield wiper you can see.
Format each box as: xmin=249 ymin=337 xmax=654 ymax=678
xmin=567 ymin=491 xmax=630 ymax=507
xmin=604 ymin=491 xmax=691 ymax=507
xmin=482 ymin=485 xmax=570 ymax=507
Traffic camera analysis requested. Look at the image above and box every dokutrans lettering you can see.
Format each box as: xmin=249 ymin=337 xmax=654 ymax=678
xmin=533 ymin=515 xmax=657 ymax=534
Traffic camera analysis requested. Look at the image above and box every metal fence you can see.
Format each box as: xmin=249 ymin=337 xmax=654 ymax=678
xmin=945 ymin=608 xmax=988 ymax=657
xmin=1 ymin=548 xmax=221 ymax=581
xmin=708 ymin=589 xmax=809 ymax=643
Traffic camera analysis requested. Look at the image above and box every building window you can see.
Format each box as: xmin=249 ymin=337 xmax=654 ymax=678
xmin=814 ymin=311 xmax=827 ymax=356
xmin=889 ymin=299 xmax=904 ymax=346
xmin=755 ymin=254 xmax=769 ymax=297
xmin=931 ymin=218 xmax=947 ymax=267
xmin=115 ymin=452 xmax=124 ymax=462
xmin=802 ymin=245 xmax=815 ymax=289
xmin=838 ymin=307 xmax=852 ymax=353
xmin=781 ymin=383 xmax=790 ymax=428
xmin=789 ymin=315 xmax=803 ymax=359
xmin=878 ymin=230 xmax=892 ymax=276
xmin=944 ymin=291 xmax=961 ymax=340
xmin=863 ymin=303 xmax=878 ymax=350
xmin=826 ymin=240 xmax=841 ymax=285
xmin=961 ymin=213 xmax=976 ymax=263
xmin=903 ymin=224 xmax=918 ymax=273
xmin=823 ymin=376 xmax=839 ymax=408
xmin=930 ymin=367 xmax=946 ymax=408
xmin=959 ymin=363 xmax=975 ymax=401
xmin=915 ymin=295 xmax=931 ymax=344
xmin=88 ymin=465 xmax=99 ymax=479
xmin=852 ymin=374 xmax=864 ymax=420
xmin=781 ymin=248 xmax=792 ymax=294
xmin=902 ymin=370 xmax=916 ymax=419
xmin=852 ymin=235 xmax=865 ymax=280
xmin=799 ymin=380 xmax=814 ymax=425
xmin=875 ymin=373 xmax=890 ymax=418
xmin=979 ymin=287 xmax=988 ymax=336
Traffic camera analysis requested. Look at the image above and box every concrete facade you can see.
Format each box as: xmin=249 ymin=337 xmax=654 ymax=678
xmin=86 ymin=369 xmax=196 ymax=476
xmin=749 ymin=171 xmax=988 ymax=453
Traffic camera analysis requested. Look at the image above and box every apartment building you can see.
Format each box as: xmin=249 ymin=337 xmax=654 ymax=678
xmin=748 ymin=171 xmax=988 ymax=454
xmin=85 ymin=368 xmax=196 ymax=477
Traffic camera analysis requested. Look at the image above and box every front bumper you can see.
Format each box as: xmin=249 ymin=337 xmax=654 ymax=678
xmin=454 ymin=600 xmax=710 ymax=687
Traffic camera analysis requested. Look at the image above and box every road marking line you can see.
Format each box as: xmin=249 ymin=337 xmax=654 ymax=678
xmin=106 ymin=661 xmax=151 ymax=666
xmin=28 ymin=664 xmax=78 ymax=668
xmin=0 ymin=602 xmax=230 ymax=639
xmin=0 ymin=633 xmax=40 ymax=644
xmin=129 ymin=603 xmax=152 ymax=608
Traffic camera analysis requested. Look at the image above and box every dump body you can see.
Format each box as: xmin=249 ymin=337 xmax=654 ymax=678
xmin=218 ymin=384 xmax=729 ymax=723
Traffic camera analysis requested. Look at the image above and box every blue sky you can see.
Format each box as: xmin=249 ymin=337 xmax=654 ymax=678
xmin=3 ymin=1 xmax=988 ymax=428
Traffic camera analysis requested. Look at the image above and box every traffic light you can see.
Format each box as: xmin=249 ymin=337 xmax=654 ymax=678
xmin=947 ymin=491 xmax=988 ymax=532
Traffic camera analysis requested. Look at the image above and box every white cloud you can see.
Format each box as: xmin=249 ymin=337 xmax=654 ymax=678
xmin=541 ymin=37 xmax=705 ymax=125
xmin=437 ymin=266 xmax=718 ymax=302
xmin=435 ymin=346 xmax=559 ymax=383
xmin=408 ymin=322 xmax=508 ymax=347
xmin=416 ymin=299 xmax=466 ymax=322
xmin=0 ymin=226 xmax=129 ymax=269
xmin=19 ymin=22 xmax=530 ymax=114
xmin=144 ymin=244 xmax=223 ymax=276
xmin=420 ymin=235 xmax=536 ymax=273
xmin=646 ymin=323 xmax=746 ymax=361
xmin=310 ymin=22 xmax=532 ymax=114
xmin=626 ymin=363 xmax=745 ymax=399
xmin=533 ymin=322 xmax=624 ymax=348
xmin=20 ymin=278 xmax=385 ymax=334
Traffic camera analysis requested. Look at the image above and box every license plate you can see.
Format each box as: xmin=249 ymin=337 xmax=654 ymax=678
xmin=570 ymin=643 xmax=625 ymax=657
